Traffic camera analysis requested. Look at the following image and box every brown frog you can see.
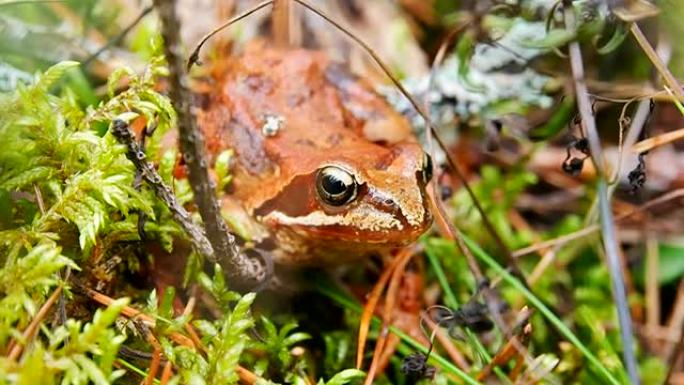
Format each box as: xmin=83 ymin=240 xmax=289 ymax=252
xmin=192 ymin=41 xmax=433 ymax=266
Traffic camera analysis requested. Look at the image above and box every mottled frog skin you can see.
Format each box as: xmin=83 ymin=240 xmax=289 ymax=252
xmin=193 ymin=42 xmax=432 ymax=265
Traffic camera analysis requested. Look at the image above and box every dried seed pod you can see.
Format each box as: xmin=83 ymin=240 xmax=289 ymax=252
xmin=401 ymin=352 xmax=436 ymax=379
xmin=562 ymin=157 xmax=585 ymax=176
xmin=627 ymin=154 xmax=647 ymax=193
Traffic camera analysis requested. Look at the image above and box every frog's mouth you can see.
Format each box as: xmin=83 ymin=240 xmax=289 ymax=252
xmin=258 ymin=191 xmax=433 ymax=248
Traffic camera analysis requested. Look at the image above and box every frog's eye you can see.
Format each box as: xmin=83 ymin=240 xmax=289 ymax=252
xmin=316 ymin=166 xmax=358 ymax=206
xmin=420 ymin=153 xmax=433 ymax=185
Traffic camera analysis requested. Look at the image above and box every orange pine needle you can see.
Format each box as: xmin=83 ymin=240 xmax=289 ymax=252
xmin=144 ymin=347 xmax=162 ymax=385
xmin=356 ymin=248 xmax=411 ymax=369
xmin=159 ymin=361 xmax=173 ymax=385
xmin=7 ymin=285 xmax=63 ymax=361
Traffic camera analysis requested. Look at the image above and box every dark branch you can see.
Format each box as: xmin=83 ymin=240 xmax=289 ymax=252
xmin=83 ymin=5 xmax=154 ymax=67
xmin=110 ymin=120 xmax=214 ymax=259
xmin=151 ymin=0 xmax=271 ymax=290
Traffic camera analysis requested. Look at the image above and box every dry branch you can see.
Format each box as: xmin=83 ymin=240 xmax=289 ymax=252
xmin=152 ymin=0 xmax=271 ymax=290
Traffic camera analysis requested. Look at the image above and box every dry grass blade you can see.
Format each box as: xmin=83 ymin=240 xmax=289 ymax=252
xmin=630 ymin=23 xmax=684 ymax=101
xmin=144 ymin=346 xmax=162 ymax=385
xmin=363 ymin=249 xmax=415 ymax=385
xmin=272 ymin=0 xmax=292 ymax=48
xmin=83 ymin=287 xmax=196 ymax=348
xmin=632 ymin=127 xmax=684 ymax=153
xmin=84 ymin=288 xmax=261 ymax=384
xmin=159 ymin=361 xmax=173 ymax=385
xmin=513 ymin=188 xmax=684 ymax=257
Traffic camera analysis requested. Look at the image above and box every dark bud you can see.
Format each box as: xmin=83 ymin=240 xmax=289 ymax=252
xmin=628 ymin=154 xmax=647 ymax=193
xmin=562 ymin=157 xmax=584 ymax=176
xmin=455 ymin=301 xmax=495 ymax=333
xmin=401 ymin=352 xmax=436 ymax=379
xmin=464 ymin=317 xmax=494 ymax=333
xmin=574 ymin=138 xmax=590 ymax=154
xmin=476 ymin=278 xmax=491 ymax=292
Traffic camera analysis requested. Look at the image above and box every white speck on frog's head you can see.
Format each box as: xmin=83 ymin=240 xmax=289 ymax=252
xmin=262 ymin=113 xmax=286 ymax=137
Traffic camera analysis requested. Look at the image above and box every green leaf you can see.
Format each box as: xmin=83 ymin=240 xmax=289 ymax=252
xmin=521 ymin=28 xmax=576 ymax=49
xmin=656 ymin=243 xmax=684 ymax=285
xmin=36 ymin=61 xmax=80 ymax=91
xmin=528 ymin=97 xmax=576 ymax=141
xmin=321 ymin=369 xmax=365 ymax=385
xmin=596 ymin=22 xmax=629 ymax=54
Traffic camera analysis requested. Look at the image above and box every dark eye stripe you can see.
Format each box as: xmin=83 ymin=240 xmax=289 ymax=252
xmin=421 ymin=153 xmax=433 ymax=185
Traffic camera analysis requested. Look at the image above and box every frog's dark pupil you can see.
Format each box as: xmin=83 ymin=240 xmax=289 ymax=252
xmin=316 ymin=166 xmax=357 ymax=206
xmin=322 ymin=174 xmax=347 ymax=195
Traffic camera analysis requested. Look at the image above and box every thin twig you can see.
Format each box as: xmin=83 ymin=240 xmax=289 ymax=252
xmin=83 ymin=5 xmax=154 ymax=67
xmin=422 ymin=316 xmax=470 ymax=371
xmin=153 ymin=0 xmax=271 ymax=290
xmin=289 ymin=0 xmax=529 ymax=286
xmin=563 ymin=2 xmax=639 ymax=383
xmin=187 ymin=0 xmax=274 ymax=70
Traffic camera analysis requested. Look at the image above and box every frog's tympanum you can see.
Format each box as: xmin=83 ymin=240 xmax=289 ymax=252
xmin=193 ymin=42 xmax=433 ymax=265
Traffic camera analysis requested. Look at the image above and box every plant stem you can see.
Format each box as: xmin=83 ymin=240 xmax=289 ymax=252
xmin=563 ymin=2 xmax=639 ymax=383
xmin=152 ymin=0 xmax=270 ymax=290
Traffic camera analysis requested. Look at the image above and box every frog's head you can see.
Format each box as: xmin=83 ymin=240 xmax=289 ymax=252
xmin=255 ymin=142 xmax=433 ymax=264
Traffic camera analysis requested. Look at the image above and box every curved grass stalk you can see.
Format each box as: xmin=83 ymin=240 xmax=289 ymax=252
xmin=425 ymin=247 xmax=513 ymax=384
xmin=461 ymin=234 xmax=623 ymax=385
xmin=315 ymin=278 xmax=483 ymax=385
